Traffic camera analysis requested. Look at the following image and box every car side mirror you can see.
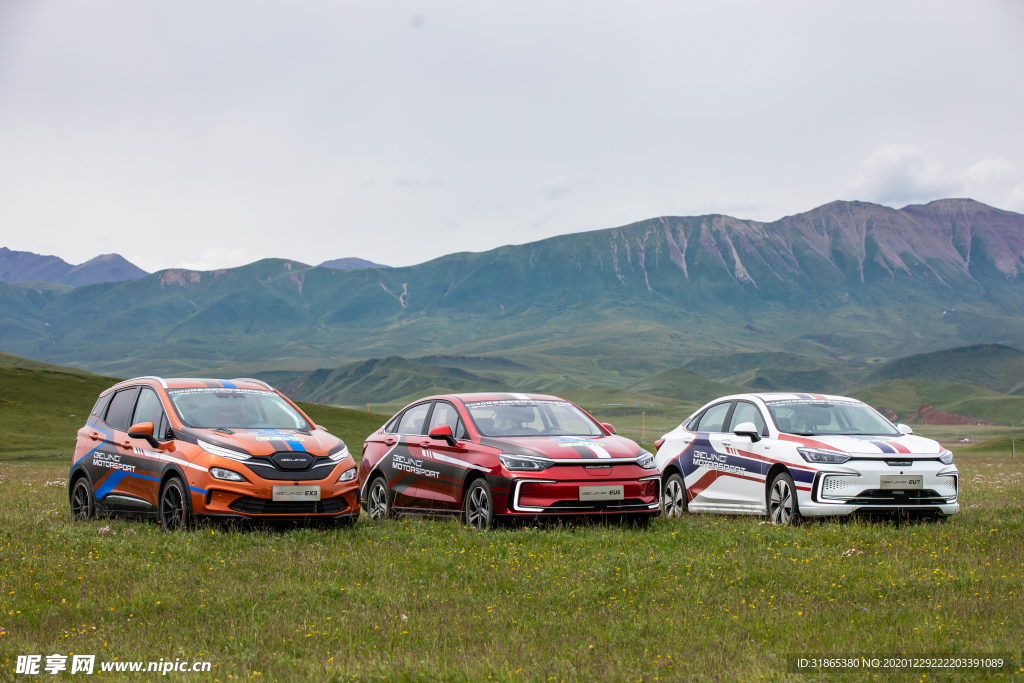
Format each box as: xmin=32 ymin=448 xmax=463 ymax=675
xmin=128 ymin=422 xmax=160 ymax=449
xmin=600 ymin=422 xmax=616 ymax=435
xmin=732 ymin=422 xmax=761 ymax=443
xmin=428 ymin=425 xmax=457 ymax=447
xmin=897 ymin=423 xmax=913 ymax=435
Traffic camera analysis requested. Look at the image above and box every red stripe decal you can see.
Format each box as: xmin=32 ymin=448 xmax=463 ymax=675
xmin=778 ymin=433 xmax=846 ymax=453
xmin=887 ymin=441 xmax=911 ymax=454
xmin=686 ymin=471 xmax=718 ymax=501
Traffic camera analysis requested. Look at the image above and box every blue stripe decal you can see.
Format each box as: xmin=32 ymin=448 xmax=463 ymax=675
xmin=95 ymin=471 xmax=161 ymax=499
xmin=219 ymin=381 xmax=237 ymax=389
xmin=72 ymin=421 xmax=110 ymax=470
xmin=287 ymin=439 xmax=307 ymax=452
xmin=189 ymin=486 xmax=208 ymax=495
xmin=870 ymin=440 xmax=896 ymax=454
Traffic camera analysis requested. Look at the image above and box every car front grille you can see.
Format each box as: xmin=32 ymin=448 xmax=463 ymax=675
xmin=228 ymin=495 xmax=351 ymax=515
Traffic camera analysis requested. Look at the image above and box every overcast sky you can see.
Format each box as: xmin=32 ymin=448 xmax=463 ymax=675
xmin=1 ymin=1 xmax=1022 ymax=273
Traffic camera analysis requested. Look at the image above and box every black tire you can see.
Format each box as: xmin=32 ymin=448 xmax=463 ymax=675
xmin=366 ymin=476 xmax=392 ymax=521
xmin=767 ymin=471 xmax=800 ymax=526
xmin=70 ymin=478 xmax=95 ymax=521
xmin=661 ymin=473 xmax=688 ymax=518
xmin=159 ymin=478 xmax=193 ymax=531
xmin=463 ymin=479 xmax=494 ymax=530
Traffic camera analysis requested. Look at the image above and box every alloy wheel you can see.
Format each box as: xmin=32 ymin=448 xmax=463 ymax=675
xmin=161 ymin=484 xmax=185 ymax=530
xmin=663 ymin=478 xmax=686 ymax=517
xmin=769 ymin=479 xmax=794 ymax=525
xmin=467 ymin=487 xmax=491 ymax=529
xmin=368 ymin=480 xmax=389 ymax=520
xmin=71 ymin=481 xmax=92 ymax=521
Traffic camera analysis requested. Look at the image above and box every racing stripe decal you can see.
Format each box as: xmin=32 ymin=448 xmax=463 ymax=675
xmin=73 ymin=421 xmax=109 ymax=468
xmin=219 ymin=381 xmax=238 ymax=389
xmin=868 ymin=440 xmax=896 ymax=454
xmin=94 ymin=471 xmax=161 ymax=500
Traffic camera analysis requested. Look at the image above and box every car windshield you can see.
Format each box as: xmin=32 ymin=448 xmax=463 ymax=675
xmin=167 ymin=388 xmax=311 ymax=431
xmin=765 ymin=399 xmax=899 ymax=437
xmin=466 ymin=400 xmax=603 ymax=437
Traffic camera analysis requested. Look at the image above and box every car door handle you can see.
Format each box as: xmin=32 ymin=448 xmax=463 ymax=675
xmin=419 ymin=441 xmax=432 ymax=447
xmin=90 ymin=432 xmax=101 ymax=441
xmin=384 ymin=438 xmax=397 ymax=446
xmin=721 ymin=439 xmax=732 ymax=447
xmin=121 ymin=440 xmax=132 ymax=449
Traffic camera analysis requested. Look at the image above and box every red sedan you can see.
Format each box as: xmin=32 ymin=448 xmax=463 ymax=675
xmin=358 ymin=393 xmax=661 ymax=528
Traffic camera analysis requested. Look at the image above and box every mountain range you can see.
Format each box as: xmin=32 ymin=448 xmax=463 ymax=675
xmin=0 ymin=248 xmax=148 ymax=287
xmin=2 ymin=198 xmax=1024 ymax=385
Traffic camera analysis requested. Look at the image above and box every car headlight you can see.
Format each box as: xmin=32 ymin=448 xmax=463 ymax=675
xmin=498 ymin=454 xmax=553 ymax=471
xmin=329 ymin=444 xmax=350 ymax=461
xmin=797 ymin=447 xmax=851 ymax=464
xmin=198 ymin=439 xmax=251 ymax=461
xmin=939 ymin=449 xmax=954 ymax=465
xmin=338 ymin=467 xmax=357 ymax=482
xmin=635 ymin=449 xmax=656 ymax=469
xmin=210 ymin=467 xmax=245 ymax=482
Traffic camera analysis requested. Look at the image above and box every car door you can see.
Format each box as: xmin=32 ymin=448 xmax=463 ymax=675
xmin=422 ymin=401 xmax=472 ymax=512
xmin=389 ymin=402 xmax=435 ymax=510
xmin=684 ymin=401 xmax=734 ymax=509
xmin=718 ymin=400 xmax=770 ymax=512
xmin=123 ymin=387 xmax=174 ymax=510
xmin=91 ymin=386 xmax=144 ymax=511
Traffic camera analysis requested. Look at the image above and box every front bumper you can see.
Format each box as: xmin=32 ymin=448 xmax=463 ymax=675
xmin=799 ymin=461 xmax=959 ymax=516
xmin=193 ymin=481 xmax=361 ymax=519
xmin=502 ymin=475 xmax=661 ymax=515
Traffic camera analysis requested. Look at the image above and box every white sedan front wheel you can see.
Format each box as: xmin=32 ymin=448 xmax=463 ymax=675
xmin=768 ymin=472 xmax=800 ymax=526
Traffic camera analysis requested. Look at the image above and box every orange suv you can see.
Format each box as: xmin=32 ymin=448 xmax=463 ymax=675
xmin=68 ymin=377 xmax=360 ymax=529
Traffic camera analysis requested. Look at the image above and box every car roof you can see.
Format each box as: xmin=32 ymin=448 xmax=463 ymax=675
xmin=101 ymin=376 xmax=275 ymax=395
xmin=713 ymin=392 xmax=864 ymax=404
xmin=431 ymin=392 xmax=567 ymax=403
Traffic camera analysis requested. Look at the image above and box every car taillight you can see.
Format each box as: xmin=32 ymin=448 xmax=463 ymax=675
xmin=654 ymin=439 xmax=665 ymax=452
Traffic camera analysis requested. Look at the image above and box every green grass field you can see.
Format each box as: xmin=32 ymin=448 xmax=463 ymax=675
xmin=1 ymin=454 xmax=1020 ymax=682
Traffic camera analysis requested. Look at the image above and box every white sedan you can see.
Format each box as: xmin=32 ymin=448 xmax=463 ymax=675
xmin=654 ymin=393 xmax=960 ymax=524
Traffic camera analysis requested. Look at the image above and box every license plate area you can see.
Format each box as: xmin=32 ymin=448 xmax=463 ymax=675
xmin=579 ymin=485 xmax=624 ymax=501
xmin=272 ymin=485 xmax=321 ymax=501
xmin=880 ymin=475 xmax=923 ymax=490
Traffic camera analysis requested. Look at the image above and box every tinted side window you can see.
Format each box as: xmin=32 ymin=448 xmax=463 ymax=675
xmin=397 ymin=403 xmax=431 ymax=435
xmin=428 ymin=402 xmax=460 ymax=432
xmin=454 ymin=419 xmax=468 ymax=440
xmin=132 ymin=388 xmax=166 ymax=431
xmin=90 ymin=394 xmax=111 ymax=418
xmin=729 ymin=401 xmax=767 ymax=436
xmin=384 ymin=414 xmax=401 ymax=434
xmin=695 ymin=402 xmax=732 ymax=433
xmin=104 ymin=388 xmax=139 ymax=432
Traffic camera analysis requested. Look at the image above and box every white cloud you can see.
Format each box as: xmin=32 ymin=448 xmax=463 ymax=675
xmin=175 ymin=247 xmax=266 ymax=273
xmin=843 ymin=146 xmax=1024 ymax=212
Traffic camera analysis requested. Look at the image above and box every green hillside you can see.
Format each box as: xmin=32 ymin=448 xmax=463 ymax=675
xmin=294 ymin=402 xmax=391 ymax=454
xmin=850 ymin=378 xmax=1024 ymax=425
xmin=861 ymin=344 xmax=1024 ymax=393
xmin=628 ymin=368 xmax=743 ymax=402
xmin=742 ymin=368 xmax=850 ymax=394
xmin=0 ymin=364 xmax=120 ymax=458
xmin=280 ymin=356 xmax=503 ymax=406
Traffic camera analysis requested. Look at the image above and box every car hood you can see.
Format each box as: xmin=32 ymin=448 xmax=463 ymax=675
xmin=777 ymin=432 xmax=942 ymax=456
xmin=191 ymin=428 xmax=344 ymax=458
xmin=479 ymin=434 xmax=643 ymax=460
